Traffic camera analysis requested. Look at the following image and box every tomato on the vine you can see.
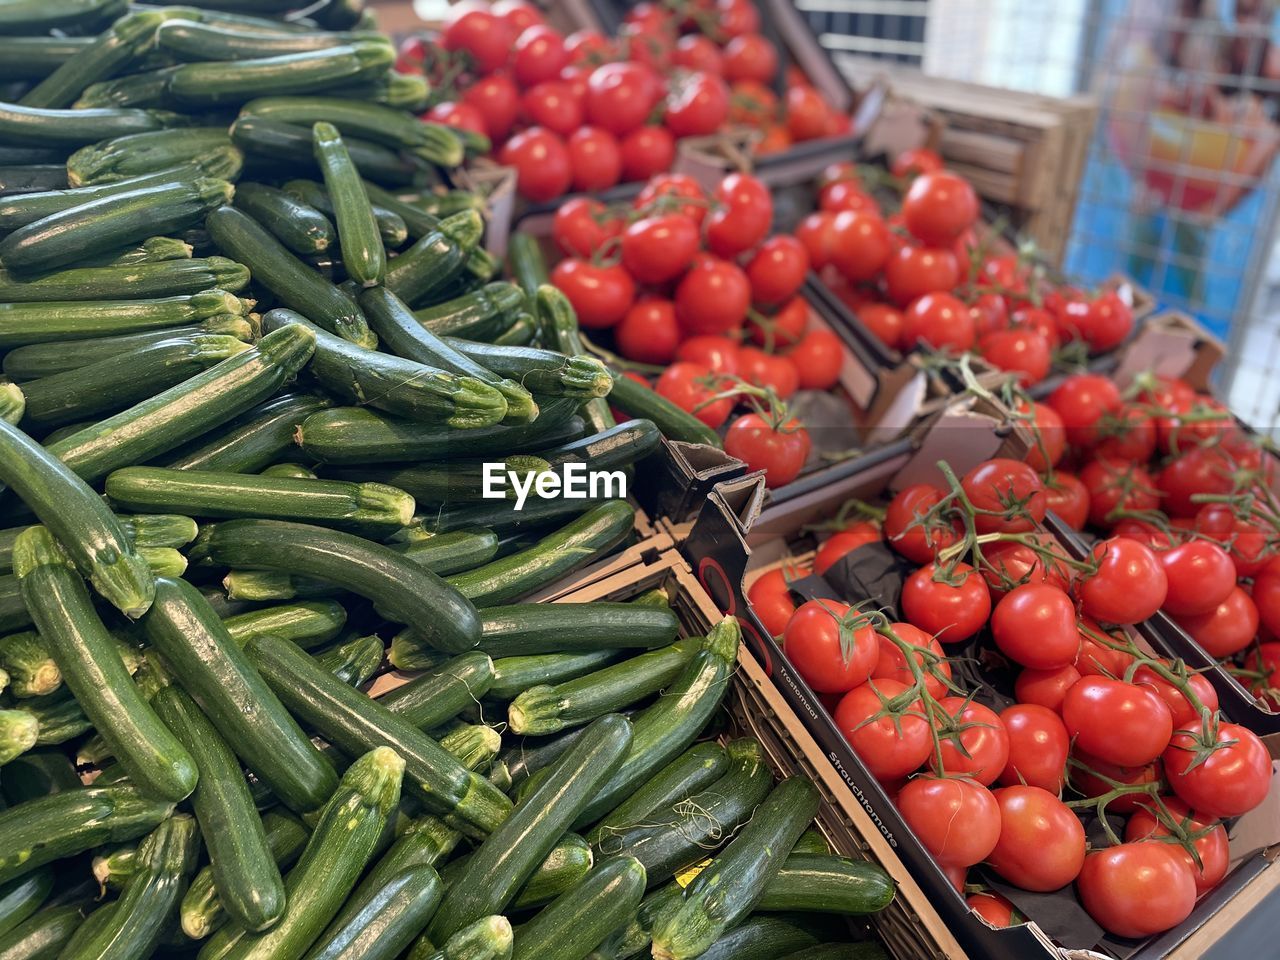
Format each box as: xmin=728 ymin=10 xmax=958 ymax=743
xmin=1125 ymin=796 xmax=1228 ymax=894
xmin=884 ymin=484 xmax=961 ymax=564
xmin=1132 ymin=663 xmax=1219 ymax=728
xmin=979 ymin=328 xmax=1051 ymax=386
xmin=1163 ymin=721 xmax=1271 ymax=817
xmin=788 ymin=329 xmax=844 ymax=391
xmin=722 ymin=32 xmax=777 ymax=82
xmin=1174 ymin=586 xmax=1259 ymax=657
xmin=884 ymin=245 xmax=961 ymax=306
xmin=871 ymin=622 xmax=951 ymax=698
xmin=902 ymin=293 xmax=975 ymax=353
xmin=549 ymin=257 xmax=634 ymax=328
xmin=828 ymin=210 xmax=891 ymax=283
xmin=746 ymin=296 xmax=807 ymax=349
xmin=424 ymin=101 xmax=487 ymax=137
xmin=745 ymin=235 xmax=809 ymax=306
xmin=932 ymin=697 xmax=1009 ymax=785
xmin=785 ymin=85 xmax=831 ymax=141
xmin=795 ymin=212 xmax=838 ymax=269
xmin=614 ymin=297 xmax=680 ymax=365
xmin=664 ymin=70 xmax=730 ymax=137
xmin=1047 ymin=374 xmax=1123 ymax=448
xmin=1158 ymin=540 xmax=1236 ymax=616
xmin=1077 ymin=843 xmax=1197 ymax=938
xmin=967 ymin=892 xmax=1016 ymax=928
xmin=901 ymin=562 xmax=992 ymax=644
xmin=621 ymin=214 xmax=701 ymax=284
xmin=833 ymin=679 xmax=933 ymax=780
xmin=961 ymin=458 xmax=1047 ymax=533
xmin=671 ymin=34 xmax=724 ymax=74
xmin=511 ymin=24 xmax=568 ymax=87
xmin=655 ymin=361 xmax=733 ymax=428
xmin=585 ymin=61 xmax=659 ymax=135
xmin=999 ymin=703 xmax=1069 ymax=793
xmin=857 ymin=302 xmax=905 ymax=350
xmin=736 ymin=348 xmax=799 ymax=399
xmin=1079 ymin=457 xmax=1160 ymax=528
xmin=635 ymin=172 xmax=706 ymax=224
xmin=462 ymin=72 xmax=520 ymax=140
xmin=674 ymin=255 xmax=751 ymax=336
xmin=705 ymin=172 xmax=772 ymax=257
xmin=783 ymin=599 xmax=877 ymax=693
xmin=619 ymin=125 xmax=675 ymax=181
xmin=551 ymin=197 xmax=619 ymax=258
xmin=499 ymin=126 xmax=572 ymax=202
xmin=1043 ymin=472 xmax=1090 ymax=530
xmin=1078 ymin=536 xmax=1168 ymax=624
xmin=898 ymin=777 xmax=1001 ymax=867
xmin=1062 ymin=677 xmax=1173 ymax=766
xmin=746 ymin=563 xmax=809 ymax=637
xmin=566 ymin=126 xmax=621 ymax=192
xmin=442 ymin=8 xmax=514 ymax=74
xmin=724 ymin=413 xmax=810 ymax=488
xmin=1014 ymin=663 xmax=1081 ymax=712
xmin=892 ymin=147 xmax=944 ymax=179
xmin=902 ymin=171 xmax=979 ymax=246
xmin=992 ymin=584 xmax=1079 ymax=670
xmin=520 ymin=80 xmax=584 ymax=136
xmin=676 ymin=335 xmax=738 ymax=374
xmin=987 ymin=786 xmax=1086 ymax=891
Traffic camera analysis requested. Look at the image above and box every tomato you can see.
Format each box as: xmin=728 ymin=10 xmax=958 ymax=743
xmin=442 ymin=8 xmax=514 ymax=74
xmin=1126 ymin=797 xmax=1228 ymax=894
xmin=564 ymin=28 xmax=612 ymax=66
xmin=724 ymin=413 xmax=810 ymax=488
xmin=787 ymin=330 xmax=844 ymax=391
xmin=981 ymin=536 xmax=1072 ymax=600
xmin=857 ymin=302 xmax=905 ymax=350
xmin=991 ymin=584 xmax=1079 ymax=670
xmin=619 ymin=125 xmax=675 ymax=182
xmin=1072 ymin=751 xmax=1164 ymax=818
xmin=1075 ymin=291 xmax=1135 ymax=353
xmin=1079 ymin=458 xmax=1160 ymax=528
xmin=941 ymin=862 xmax=967 ymax=893
xmin=723 ymin=33 xmax=777 ymax=82
xmin=1157 ymin=446 xmax=1238 ymax=518
xmin=979 ymin=328 xmax=1050 ymax=386
xmin=511 ymin=25 xmax=568 ymax=87
xmin=998 ymin=703 xmax=1069 ymax=793
xmin=714 ymin=0 xmax=760 ymax=39
xmin=794 ymin=212 xmax=837 ymax=270
xmin=833 ymin=679 xmax=933 ymax=780
xmin=675 ymin=256 xmax=752 ymax=336
xmin=1174 ymin=586 xmax=1259 ymax=657
xmin=1255 ymin=557 xmax=1280 ymax=637
xmin=1015 ymin=664 xmax=1081 ymax=712
xmin=1155 ymin=397 xmax=1237 ymax=454
xmin=1133 ymin=663 xmax=1220 ymax=728
xmin=492 ymin=0 xmax=544 ymax=32
xmin=813 ymin=522 xmax=880 ymax=575
xmin=819 ymin=180 xmax=877 ymax=214
xmin=1078 ymin=537 xmax=1168 ymax=625
xmin=898 ymin=777 xmax=1001 ymax=866
xmin=566 ymin=126 xmax=621 ymax=192
xmin=614 ymin=297 xmax=679 ymax=365
xmin=884 ymin=484 xmax=961 ymax=564
xmin=1158 ymin=540 xmax=1236 ymax=617
xmin=499 ymin=126 xmax=571 ymax=202
xmin=967 ymin=892 xmax=1016 ymax=928
xmin=1196 ymin=504 xmax=1273 ymax=579
xmin=655 ymin=362 xmax=734 ymax=428
xmin=585 ymin=61 xmax=659 ymax=136
xmin=746 ymin=296 xmax=807 ymax=349
xmin=892 ymin=147 xmax=944 ymax=178
xmin=902 ymin=171 xmax=979 ymax=246
xmin=968 ymin=291 xmax=1009 ymax=337
xmin=549 ymin=258 xmax=634 ymax=329
xmin=1164 ymin=720 xmax=1271 ymax=817
xmin=987 ymin=786 xmax=1087 ymax=891
xmin=621 ymin=214 xmax=700 ymax=285
xmin=1062 ymin=677 xmax=1174 ymax=766
xmin=676 ymin=335 xmax=738 ymax=374
xmin=783 ymin=599 xmax=877 ymax=693
xmin=729 ymin=79 xmax=779 ymax=126
xmin=1074 ymin=622 xmax=1135 ymax=678
xmin=462 ymin=72 xmax=520 ymax=140
xmin=423 ymin=101 xmax=487 ymax=138
xmin=635 ymin=173 xmax=706 ymax=224
xmin=1248 ymin=641 xmax=1280 ymax=706
xmin=1010 ymin=305 xmax=1060 ymax=348
xmin=932 ymin=698 xmax=1009 ymax=785
xmin=902 ymin=562 xmax=992 ymax=644
xmin=872 ymin=623 xmax=951 ymax=698
xmin=671 ymin=34 xmax=724 ymax=74
xmin=1078 ymin=843 xmax=1196 ymax=938
xmin=736 ymin=348 xmax=800 ymax=399
xmin=960 ymin=458 xmax=1046 ymax=534
xmin=1093 ymin=406 xmax=1157 ymax=463
xmin=746 ymin=564 xmax=809 ymax=636
xmin=664 ymin=70 xmax=730 ymax=137
xmin=884 ymin=245 xmax=961 ymax=306
xmin=897 ymin=292 xmax=974 ymax=354
xmin=1046 ymin=374 xmax=1123 ymax=448
xmin=519 ymin=80 xmax=583 ymax=135
xmin=396 ymin=35 xmax=427 ymax=73
xmin=785 ymin=84 xmax=831 ymax=141
xmin=745 ymin=235 xmax=809 ymax=306
xmin=829 ymin=211 xmax=891 ymax=282
xmin=551 ymin=196 xmax=618 ymax=258
xmin=705 ymin=173 xmax=772 ymax=258
xmin=1044 ymin=472 xmax=1090 ymax=530
xmin=623 ymin=1 xmax=673 ymax=33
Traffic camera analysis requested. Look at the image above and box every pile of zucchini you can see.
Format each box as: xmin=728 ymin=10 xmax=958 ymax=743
xmin=0 ymin=1 xmax=887 ymax=959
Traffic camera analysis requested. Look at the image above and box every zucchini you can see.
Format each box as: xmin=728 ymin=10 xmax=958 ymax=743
xmin=170 ymin=41 xmax=394 ymax=107
xmin=416 ymin=496 xmax=605 ymax=538
xmin=82 ymin=235 xmax=192 ymax=268
xmin=313 ymin=634 xmax=384 ymax=688
xmin=243 ymin=635 xmax=511 ymax=832
xmin=313 ymin=121 xmax=384 ymax=287
xmin=0 ymin=178 xmax=232 ymax=275
xmin=0 ymin=903 xmax=89 ymax=960
xmin=377 ymin=652 xmax=495 ymax=730
xmin=360 ymin=287 xmax=537 ymax=425
xmin=511 ymin=858 xmax=646 ymax=960
xmin=446 ymin=341 xmax=613 ymax=400
xmin=222 ymin=600 xmax=347 ymax=649
xmin=181 ymin=810 xmax=310 ymax=941
xmin=157 ymin=20 xmax=374 ymax=60
xmin=0 ymin=784 xmax=173 ymax=885
xmin=66 ymin=128 xmax=237 ymax=187
xmin=230 ymin=116 xmax=420 ymax=187
xmin=327 ymin=455 xmax=551 ymax=506
xmin=205 ymin=204 xmax=374 ymax=347
xmin=0 ymin=869 xmax=51 ymax=938
xmin=412 ymin=280 xmax=523 ymax=341
xmin=507 ymin=233 xmax=548 ymax=302
xmin=445 ymin=501 xmax=636 ymax=607
xmin=0 ymin=385 xmax=21 ymax=427
xmin=58 ymin=813 xmax=200 ymax=960
xmin=536 ymin=286 xmax=613 ymax=434
xmin=360 ymin=180 xmax=443 ymax=239
xmin=0 ymin=102 xmax=169 ymax=150
xmin=694 ymin=915 xmax=824 ymax=960
xmin=0 ymin=0 xmax=124 ymax=35
xmin=222 ymin=570 xmax=339 ymax=603
xmin=22 ymin=692 xmax=89 ymax=746
xmin=0 ymin=712 xmax=37 ymax=766
xmin=262 ymin=463 xmax=318 ymax=480
xmin=490 ymin=652 xmax=622 ymax=702
xmin=244 ymin=97 xmax=462 ymax=166
xmin=439 ymin=724 xmax=503 ymax=772
xmin=395 ymin=529 xmax=501 ymax=577
xmin=649 ymin=777 xmax=820 ymax=960
xmin=199 ymin=746 xmax=403 ymax=960
xmin=91 ymin=845 xmax=137 ymax=894
xmin=142 ymin=576 xmax=339 ymax=814
xmin=438 ymin=832 xmax=595 ymax=912
xmin=233 ymin=182 xmax=334 ymax=256
xmin=0 ymin=258 xmax=249 ymax=302
xmin=387 ymin=632 xmax=448 ymax=673
xmin=161 ymin=391 xmax=331 ymax=473
xmin=574 ymin=617 xmax=740 ymax=828
xmin=756 ymin=854 xmax=895 ymax=915
xmin=45 ymin=321 xmax=316 ymax=484
xmin=20 ymin=335 xmax=248 ymax=428
xmin=413 ymin=916 xmax=511 ymax=960
xmin=476 ymin=602 xmax=680 ymax=659
xmin=0 ymin=289 xmax=247 ymax=349
xmin=282 ymin=179 xmax=406 ymax=248
xmin=74 ymin=67 xmax=182 ymax=110
xmin=0 ymin=37 xmax=86 ymax=81
xmin=590 ymin=738 xmax=771 ymax=886
xmin=382 ymin=215 xmax=477 ymax=306
xmin=327 ymin=72 xmax=433 ymax=113
xmin=0 ymin=632 xmax=58 ymax=699
xmin=0 ymin=577 xmax=30 ymax=634
xmin=607 ymin=373 xmax=723 ymax=449
xmin=192 ymin=518 xmax=480 ymax=653
xmin=106 ymin=467 xmax=414 ymax=534
xmin=303 ymin=866 xmax=442 ymax=960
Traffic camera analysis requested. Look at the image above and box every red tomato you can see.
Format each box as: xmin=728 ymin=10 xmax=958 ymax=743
xmin=932 ymin=698 xmax=1010 ymax=785
xmin=979 ymin=328 xmax=1051 ymax=386
xmin=1249 ymin=641 xmax=1280 ymax=706
xmin=968 ymin=291 xmax=1009 ymax=337
xmin=1077 ymin=843 xmax=1196 ymax=939
xmin=614 ymin=297 xmax=679 ymax=365
xmin=902 ymin=171 xmax=979 ymax=245
xmin=960 ymin=458 xmax=1047 ymax=534
xmin=1157 ymin=446 xmax=1239 ymax=519
xmin=785 ymin=85 xmax=831 ymax=141
xmin=787 ymin=329 xmax=844 ymax=391
xmin=423 ymin=101 xmax=487 ymax=138
xmin=987 ymin=786 xmax=1087 ymax=891
xmin=1079 ymin=458 xmax=1160 ymax=528
xmin=676 ymin=335 xmax=738 ymax=374
xmin=1126 ymin=797 xmax=1229 ymax=894
xmin=492 ymin=0 xmax=544 ymax=32
xmin=1159 ymin=540 xmax=1237 ymax=617
xmin=675 ymin=256 xmax=752 ymax=336
xmin=1164 ymin=721 xmax=1271 ymax=817
xmin=857 ymin=302 xmax=905 ymax=350
xmin=1071 ymin=751 xmax=1163 ymax=816
xmin=999 ymin=703 xmax=1069 ymax=792
xmin=634 ymin=173 xmax=706 ymax=224
xmin=1074 ymin=622 xmax=1135 ymax=678
xmin=499 ymin=127 xmax=571 ymax=202
xmin=671 ymin=34 xmax=724 ymax=74
xmin=884 ymin=246 xmax=961 ymax=306
xmin=655 ymin=362 xmax=734 ymax=428
xmin=462 ymin=72 xmax=520 ymax=140
xmin=619 ymin=125 xmax=675 ymax=182
xmin=814 ymin=522 xmax=880 ymax=574
xmin=1043 ymin=472 xmax=1090 ymax=530
xmin=884 ymin=484 xmax=961 ymax=564
xmin=828 ymin=211 xmax=891 ymax=283
xmin=520 ymin=80 xmax=583 ymax=136
xmin=1092 ymin=405 xmax=1157 ymax=463
xmin=900 ymin=293 xmax=975 ymax=353
xmin=747 ymin=565 xmax=806 ymax=636
xmin=714 ymin=0 xmax=760 ymax=39
xmin=549 ymin=257 xmax=634 ymax=329
xmin=819 ymin=180 xmax=877 ymax=214
xmin=981 ymin=536 xmax=1072 ymax=600
xmin=1174 ymin=586 xmax=1259 ymax=657
xmin=892 ymin=147 xmax=944 ymax=178
xmin=723 ymin=33 xmax=777 ymax=82
xmin=746 ymin=296 xmax=807 ymax=349
xmin=1062 ymin=677 xmax=1174 ymax=766
xmin=620 ymin=214 xmax=700 ymax=285
xmin=1046 ymin=374 xmax=1123 ymax=449
xmin=512 ymin=25 xmax=568 ymax=87
xmin=724 ymin=413 xmax=810 ymax=488
xmin=585 ymin=61 xmax=659 ymax=136
xmin=1010 ymin=305 xmax=1060 ymax=347
xmin=794 ymin=212 xmax=838 ymax=270
xmin=736 ymin=347 xmax=800 ymax=399
xmin=551 ymin=196 xmax=618 ymax=258
xmin=941 ymin=862 xmax=967 ymax=893
xmin=566 ymin=126 xmax=621 ymax=192
xmin=833 ymin=679 xmax=933 ymax=780
xmin=898 ymin=777 xmax=1001 ymax=866
xmin=746 ymin=236 xmax=809 ymax=306
xmin=1255 ymin=557 xmax=1280 ymax=636
xmin=1196 ymin=504 xmax=1273 ymax=579
xmin=992 ymin=584 xmax=1079 ymax=670
xmin=1079 ymin=537 xmax=1168 ymax=625
xmin=872 ymin=622 xmax=951 ymax=698
xmin=783 ymin=599 xmax=877 ymax=693
xmin=705 ymin=173 xmax=772 ymax=258
xmin=729 ymin=79 xmax=779 ymax=126
xmin=1132 ymin=663 xmax=1219 ymax=728
xmin=664 ymin=71 xmax=730 ymax=137
xmin=564 ymin=29 xmax=613 ymax=66
xmin=902 ymin=562 xmax=992 ymax=644
xmin=1015 ymin=664 xmax=1081 ymax=713
xmin=967 ymin=892 xmax=1016 ymax=928
xmin=441 ymin=8 xmax=514 ymax=74
xmin=1076 ymin=291 xmax=1135 ymax=353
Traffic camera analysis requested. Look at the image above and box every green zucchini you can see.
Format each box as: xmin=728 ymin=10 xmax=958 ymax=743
xmin=606 ymin=372 xmax=723 ymax=449
xmin=0 ymin=868 xmax=51 ymax=938
xmin=586 ymin=742 xmax=729 ymax=847
xmin=205 ymin=204 xmax=374 ymax=347
xmin=58 ymin=813 xmax=200 ymax=960
xmin=222 ymin=600 xmax=347 ymax=649
xmin=0 ymin=577 xmax=31 ymax=634
xmin=282 ymin=179 xmax=406 ymax=248
xmin=507 ymin=233 xmax=548 ymax=302
xmin=360 ymin=180 xmax=443 ymax=239
xmin=66 ymin=128 xmax=237 ymax=187
xmin=406 ymin=191 xmax=485 ymax=219
xmin=233 ymin=182 xmax=334 ymax=256
xmin=0 ymin=178 xmax=232 ymax=275
xmin=230 ymin=116 xmax=420 ymax=187
xmin=199 ymin=746 xmax=403 ymax=960
xmin=475 ymin=602 xmax=680 ymax=659
xmin=313 ymin=121 xmax=384 ymax=286
xmin=0 ymin=258 xmax=249 ymax=302
xmin=74 ymin=67 xmax=182 ymax=110
xmin=395 ymin=529 xmax=501 ymax=577
xmin=438 ymin=724 xmax=502 ymax=772
xmin=181 ymin=810 xmax=310 ymax=941
xmin=386 ymin=632 xmax=447 ymax=673
xmin=0 ymin=632 xmax=57 ymax=699
xmin=534 ymin=420 xmax=660 ymax=475
xmin=382 ymin=215 xmax=477 ymax=306
xmin=161 ymin=391 xmax=331 ymax=473
xmin=244 ymin=635 xmax=511 ymax=832
xmin=649 ymin=777 xmax=820 ymax=960
xmin=0 ymin=102 xmax=170 ymax=150
xmin=327 ymin=455 xmax=551 ymax=506
xmin=302 ymin=865 xmax=442 ymax=960
xmin=489 ymin=652 xmax=622 ymax=702
xmin=535 ymin=286 xmax=613 ymax=434
xmin=0 ymin=784 xmax=173 ymax=885
xmin=412 ymin=280 xmax=523 ymax=340
xmin=446 ymin=341 xmax=613 ymax=400
xmin=0 ymin=288 xmax=247 ymax=348
xmin=221 ymin=570 xmax=339 ymax=603
xmin=0 ymin=712 xmax=37 ymax=766
xmin=157 ymin=20 xmax=374 ymax=60
xmin=314 ymin=634 xmax=384 ymax=688
xmin=445 ymin=501 xmax=636 ymax=607
xmin=694 ymin=915 xmax=824 ymax=960
xmin=0 ymin=903 xmax=89 ymax=960
xmin=142 ymin=576 xmax=339 ymax=814
xmin=22 ymin=692 xmax=90 ymax=746
xmin=170 ymin=41 xmax=394 ymax=107
xmin=45 ymin=321 xmax=316 ymax=485
xmin=343 ymin=817 xmax=462 ymax=920
xmin=326 ymin=72 xmax=433 ymax=113
xmin=262 ymin=462 xmax=318 ymax=480
xmin=91 ymin=844 xmax=137 ymax=894
xmin=574 ymin=617 xmax=740 ymax=829
xmin=360 ymin=287 xmax=537 ymax=425
xmin=106 ymin=467 xmax=414 ymax=534
xmin=261 ymin=309 xmax=506 ymax=429
xmin=755 ymin=854 xmax=895 ymax=915
xmin=413 ymin=916 xmax=512 ymax=960
xmin=0 ymin=0 xmax=124 ymax=36
xmin=0 ymin=386 xmax=21 ymax=427
xmin=511 ymin=858 xmax=646 ymax=960
xmin=414 ymin=496 xmax=605 ymax=539
xmin=82 ymin=235 xmax=193 ymax=268
xmin=438 ymin=832 xmax=594 ymax=912
xmin=377 ymin=652 xmax=495 ymax=730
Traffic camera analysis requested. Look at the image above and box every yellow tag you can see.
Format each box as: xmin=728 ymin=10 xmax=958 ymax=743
xmin=674 ymin=858 xmax=713 ymax=888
